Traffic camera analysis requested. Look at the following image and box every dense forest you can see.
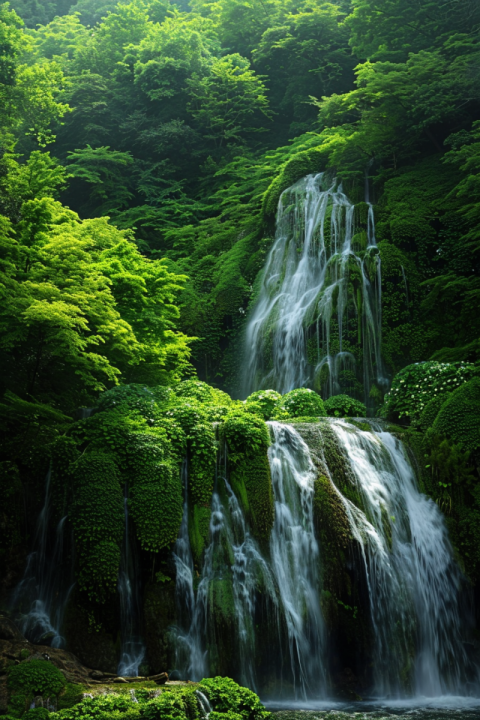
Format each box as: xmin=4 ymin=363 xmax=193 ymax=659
xmin=1 ymin=0 xmax=480 ymax=712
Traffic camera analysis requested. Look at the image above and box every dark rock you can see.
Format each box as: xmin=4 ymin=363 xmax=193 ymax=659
xmin=0 ymin=617 xmax=24 ymax=642
xmin=90 ymin=670 xmax=104 ymax=680
xmin=63 ymin=603 xmax=118 ymax=673
xmin=143 ymin=581 xmax=176 ymax=674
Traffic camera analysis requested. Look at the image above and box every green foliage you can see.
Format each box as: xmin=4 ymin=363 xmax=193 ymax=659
xmin=323 ymin=394 xmax=366 ymax=418
xmin=223 ymin=411 xmax=269 ymax=460
xmin=23 ymin=709 xmax=49 ymax=720
xmin=273 ymin=388 xmax=326 ymax=419
xmin=382 ymin=361 xmax=478 ymax=422
xmin=130 ymin=459 xmax=183 ymax=552
xmin=425 ymin=432 xmax=475 ymax=491
xmin=416 ymin=394 xmax=448 ymax=432
xmin=8 ymin=660 xmax=66 ymax=717
xmin=71 ymin=450 xmax=123 ymax=603
xmin=223 ymin=411 xmax=273 ymax=541
xmin=244 ymin=389 xmax=281 ymax=420
xmin=198 ymin=677 xmax=270 ymax=720
xmin=432 ymin=377 xmax=480 ymax=453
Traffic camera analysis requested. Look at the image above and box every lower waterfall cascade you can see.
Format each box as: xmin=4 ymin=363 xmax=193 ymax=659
xmin=167 ymin=420 xmax=477 ymax=699
xmin=9 ymin=417 xmax=478 ymax=700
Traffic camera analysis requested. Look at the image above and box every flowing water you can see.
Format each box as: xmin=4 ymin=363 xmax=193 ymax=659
xmin=268 ymin=422 xmax=326 ymax=697
xmin=170 ymin=420 xmax=477 ymax=701
xmin=117 ymin=489 xmax=146 ymax=677
xmin=11 ymin=468 xmax=73 ymax=647
xmin=328 ymin=422 xmax=474 ymax=698
xmin=243 ymin=173 xmax=387 ymax=403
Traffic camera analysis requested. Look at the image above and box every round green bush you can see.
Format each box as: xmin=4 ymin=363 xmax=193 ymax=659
xmin=274 ymin=388 xmax=326 ymax=418
xmin=198 ymin=677 xmax=270 ymax=720
xmin=433 ymin=377 xmax=480 ymax=452
xmin=174 ymin=379 xmax=232 ymax=407
xmin=323 ymin=394 xmax=366 ymax=418
xmin=244 ymin=390 xmax=281 ymax=420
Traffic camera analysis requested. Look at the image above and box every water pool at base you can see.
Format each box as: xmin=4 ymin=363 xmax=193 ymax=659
xmin=269 ymin=697 xmax=480 ymax=720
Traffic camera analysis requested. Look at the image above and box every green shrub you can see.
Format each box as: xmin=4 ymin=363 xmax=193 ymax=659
xmin=174 ymin=379 xmax=232 ymax=408
xmin=8 ymin=660 xmax=66 ymax=718
xmin=97 ymin=384 xmax=173 ymax=414
xmin=23 ymin=709 xmax=49 ymax=720
xmin=244 ymin=390 xmax=281 ymax=420
xmin=273 ymin=388 xmax=326 ymax=419
xmin=198 ymin=677 xmax=270 ymax=720
xmin=432 ymin=377 xmax=480 ymax=452
xmin=51 ymin=693 xmax=142 ymax=720
xmin=323 ymin=394 xmax=366 ymax=418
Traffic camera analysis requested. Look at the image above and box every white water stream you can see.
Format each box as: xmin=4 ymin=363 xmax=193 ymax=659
xmin=243 ymin=173 xmax=386 ymax=402
xmin=329 ymin=421 xmax=473 ymax=697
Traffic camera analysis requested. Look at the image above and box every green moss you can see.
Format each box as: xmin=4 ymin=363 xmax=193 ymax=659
xmin=229 ymin=452 xmax=274 ymax=543
xmin=262 ymin=145 xmax=330 ymax=218
xmin=8 ymin=661 xmax=66 ymax=717
xmin=223 ymin=413 xmax=274 ymax=543
xmin=71 ymin=451 xmax=124 ymax=604
xmin=57 ymin=685 xmax=84 ymax=711
xmin=433 ymin=377 xmax=480 ymax=452
xmin=189 ymin=503 xmax=212 ymax=565
xmin=130 ymin=460 xmax=183 ymax=553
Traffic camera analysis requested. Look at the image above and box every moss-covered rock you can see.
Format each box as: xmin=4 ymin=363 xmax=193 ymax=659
xmin=432 ymin=377 xmax=480 ymax=453
xmin=223 ymin=414 xmax=274 ymax=543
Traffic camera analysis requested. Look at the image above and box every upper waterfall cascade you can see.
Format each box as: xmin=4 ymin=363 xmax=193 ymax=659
xmin=244 ymin=173 xmax=387 ymax=402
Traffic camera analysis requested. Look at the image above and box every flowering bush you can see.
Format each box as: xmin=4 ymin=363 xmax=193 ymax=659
xmin=381 ymin=361 xmax=478 ymax=422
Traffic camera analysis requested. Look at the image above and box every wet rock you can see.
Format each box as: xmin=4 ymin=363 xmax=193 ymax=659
xmin=38 ymin=632 xmax=56 ymax=647
xmin=113 ymin=677 xmax=128 ymax=684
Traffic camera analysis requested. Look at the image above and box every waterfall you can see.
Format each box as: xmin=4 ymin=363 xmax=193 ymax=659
xmin=268 ymin=422 xmax=326 ymax=697
xmin=117 ymin=488 xmax=146 ymax=677
xmin=173 ymin=459 xmax=277 ymax=688
xmin=171 ymin=420 xmax=475 ymax=699
xmin=329 ymin=420 xmax=472 ymax=697
xmin=243 ymin=173 xmax=387 ymax=403
xmin=11 ymin=468 xmax=74 ymax=647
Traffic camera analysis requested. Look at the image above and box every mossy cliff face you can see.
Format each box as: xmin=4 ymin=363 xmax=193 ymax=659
xmin=6 ymin=373 xmax=480 ymax=694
